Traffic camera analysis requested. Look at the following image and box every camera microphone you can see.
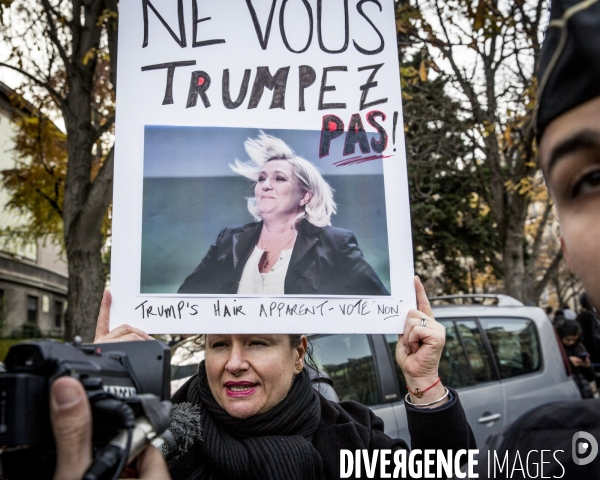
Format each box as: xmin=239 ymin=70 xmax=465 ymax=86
xmin=84 ymin=396 xmax=172 ymax=480
xmin=151 ymin=402 xmax=203 ymax=460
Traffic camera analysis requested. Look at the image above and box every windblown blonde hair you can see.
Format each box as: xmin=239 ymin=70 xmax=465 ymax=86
xmin=230 ymin=132 xmax=336 ymax=227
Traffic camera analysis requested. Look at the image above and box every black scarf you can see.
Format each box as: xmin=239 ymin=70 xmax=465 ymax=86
xmin=174 ymin=361 xmax=324 ymax=480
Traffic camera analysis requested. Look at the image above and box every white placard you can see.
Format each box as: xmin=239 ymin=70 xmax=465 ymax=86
xmin=111 ymin=0 xmax=415 ymax=333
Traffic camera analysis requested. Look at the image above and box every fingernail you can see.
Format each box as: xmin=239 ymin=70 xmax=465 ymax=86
xmin=54 ymin=382 xmax=82 ymax=408
xmin=405 ymin=347 xmax=410 ymax=355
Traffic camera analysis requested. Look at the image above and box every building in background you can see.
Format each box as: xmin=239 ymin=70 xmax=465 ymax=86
xmin=0 ymin=81 xmax=67 ymax=337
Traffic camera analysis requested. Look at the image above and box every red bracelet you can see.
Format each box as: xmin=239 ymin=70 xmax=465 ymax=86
xmin=407 ymin=377 xmax=441 ymax=399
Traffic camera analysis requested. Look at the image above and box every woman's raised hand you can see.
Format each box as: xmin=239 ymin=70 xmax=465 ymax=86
xmin=395 ymin=277 xmax=447 ymax=406
xmin=94 ymin=291 xmax=153 ymax=343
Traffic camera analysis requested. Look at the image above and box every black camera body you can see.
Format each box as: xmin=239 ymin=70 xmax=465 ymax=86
xmin=0 ymin=340 xmax=171 ymax=479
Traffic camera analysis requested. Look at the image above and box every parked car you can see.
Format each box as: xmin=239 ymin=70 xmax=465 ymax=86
xmin=170 ymin=294 xmax=580 ymax=446
xmin=308 ymin=294 xmax=580 ymax=446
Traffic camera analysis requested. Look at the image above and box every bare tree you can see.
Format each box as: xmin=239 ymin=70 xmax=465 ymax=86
xmin=398 ymin=0 xmax=562 ymax=303
xmin=0 ymin=0 xmax=117 ymax=340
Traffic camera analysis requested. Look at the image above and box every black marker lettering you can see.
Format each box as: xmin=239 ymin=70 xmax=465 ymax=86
xmin=367 ymin=110 xmax=388 ymax=153
xmin=298 ymin=65 xmax=316 ymax=112
xmin=192 ymin=0 xmax=226 ymax=48
xmin=135 ymin=301 xmax=148 ymax=318
xmin=317 ymin=0 xmax=349 ymax=54
xmin=280 ymin=0 xmax=313 ymax=54
xmin=319 ymin=114 xmax=344 ymax=157
xmin=339 ymin=299 xmax=370 ymax=315
xmin=318 ymin=66 xmax=347 ymax=110
xmin=141 ymin=61 xmax=196 ymax=105
xmin=136 ymin=301 xmax=199 ymax=318
xmin=248 ymin=66 xmax=290 ymax=109
xmin=142 ymin=0 xmax=186 ymax=48
xmin=377 ymin=304 xmax=398 ymax=315
xmin=344 ymin=113 xmax=370 ymax=155
xmin=186 ymin=70 xmax=212 ymax=108
xmin=245 ymin=0 xmax=277 ymax=50
xmin=353 ymin=0 xmax=385 ymax=55
xmin=358 ymin=63 xmax=387 ymax=110
xmin=316 ymin=301 xmax=329 ymax=315
xmin=222 ymin=69 xmax=251 ymax=109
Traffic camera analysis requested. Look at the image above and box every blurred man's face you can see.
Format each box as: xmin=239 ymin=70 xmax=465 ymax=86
xmin=540 ymin=96 xmax=600 ymax=309
xmin=561 ymin=335 xmax=579 ymax=348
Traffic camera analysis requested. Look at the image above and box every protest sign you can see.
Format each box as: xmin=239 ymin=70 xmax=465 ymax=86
xmin=110 ymin=0 xmax=415 ymax=333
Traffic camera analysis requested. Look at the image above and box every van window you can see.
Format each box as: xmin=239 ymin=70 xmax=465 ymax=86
xmin=456 ymin=320 xmax=494 ymax=383
xmin=385 ymin=320 xmax=473 ymax=396
xmin=482 ymin=319 xmax=541 ymax=379
xmin=439 ymin=321 xmax=474 ymax=388
xmin=311 ymin=334 xmax=379 ymax=406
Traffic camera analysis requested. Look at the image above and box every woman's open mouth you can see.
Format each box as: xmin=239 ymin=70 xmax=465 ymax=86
xmin=225 ymin=382 xmax=258 ymax=397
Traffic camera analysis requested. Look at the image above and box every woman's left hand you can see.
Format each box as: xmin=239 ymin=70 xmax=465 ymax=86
xmin=396 ymin=277 xmax=446 ymax=401
xmin=94 ymin=291 xmax=153 ymax=343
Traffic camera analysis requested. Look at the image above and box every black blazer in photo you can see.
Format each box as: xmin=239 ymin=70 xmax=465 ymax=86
xmin=177 ymin=220 xmax=389 ymax=295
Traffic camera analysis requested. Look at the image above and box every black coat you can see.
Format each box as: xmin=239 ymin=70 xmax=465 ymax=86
xmin=178 ymin=220 xmax=389 ymax=295
xmin=577 ymin=310 xmax=600 ymax=364
xmin=313 ymin=391 xmax=475 ymax=479
xmin=169 ymin=382 xmax=476 ymax=480
xmin=472 ymin=399 xmax=600 ymax=479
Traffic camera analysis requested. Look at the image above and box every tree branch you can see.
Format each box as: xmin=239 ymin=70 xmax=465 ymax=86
xmin=85 ymin=145 xmax=114 ymax=216
xmin=530 ymin=200 xmax=554 ymax=262
xmin=40 ymin=0 xmax=71 ymax=72
xmin=92 ymin=114 xmax=115 ymax=143
xmin=533 ymin=249 xmax=564 ymax=303
xmin=105 ymin=0 xmax=118 ymax=91
xmin=34 ymin=185 xmax=62 ymax=216
xmin=0 ymin=62 xmax=65 ymax=110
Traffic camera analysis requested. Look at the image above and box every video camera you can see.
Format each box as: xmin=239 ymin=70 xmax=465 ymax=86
xmin=0 ymin=339 xmax=172 ymax=480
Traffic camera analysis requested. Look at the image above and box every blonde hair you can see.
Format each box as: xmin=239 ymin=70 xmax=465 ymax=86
xmin=230 ymin=133 xmax=336 ymax=227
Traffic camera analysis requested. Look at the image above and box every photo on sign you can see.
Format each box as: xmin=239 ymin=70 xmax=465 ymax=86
xmin=141 ymin=125 xmax=391 ymax=296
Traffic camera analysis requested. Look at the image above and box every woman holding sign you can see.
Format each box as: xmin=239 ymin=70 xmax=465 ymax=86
xmin=95 ymin=281 xmax=475 ymax=479
xmin=177 ymin=132 xmax=389 ymax=296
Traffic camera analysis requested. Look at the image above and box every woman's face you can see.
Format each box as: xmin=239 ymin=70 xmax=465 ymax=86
xmin=255 ymin=160 xmax=309 ymax=221
xmin=205 ymin=334 xmax=306 ymax=419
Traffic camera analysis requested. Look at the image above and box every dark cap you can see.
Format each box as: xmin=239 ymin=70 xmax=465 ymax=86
xmin=537 ymin=0 xmax=600 ymax=141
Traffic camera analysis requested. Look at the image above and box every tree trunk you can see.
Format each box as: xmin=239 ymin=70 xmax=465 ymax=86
xmin=61 ymin=129 xmax=112 ymax=341
xmin=64 ymin=242 xmax=105 ymax=341
xmin=0 ymin=0 xmax=116 ymax=340
xmin=502 ymin=229 xmax=526 ymax=301
xmin=61 ymin=94 xmax=113 ymax=341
